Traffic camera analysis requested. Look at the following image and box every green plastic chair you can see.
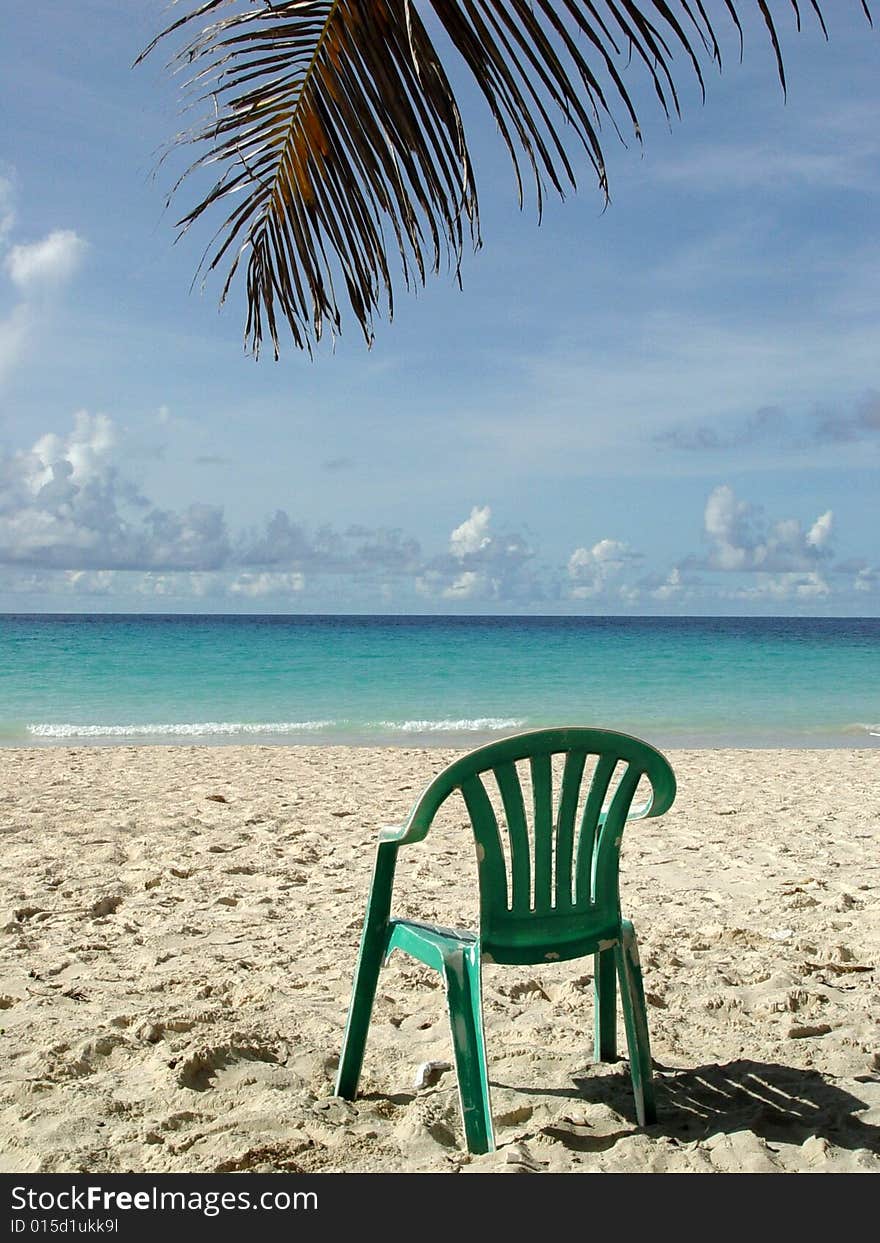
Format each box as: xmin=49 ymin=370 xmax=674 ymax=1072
xmin=335 ymin=726 xmax=676 ymax=1154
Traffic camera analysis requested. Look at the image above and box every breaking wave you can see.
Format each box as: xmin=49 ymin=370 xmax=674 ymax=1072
xmin=27 ymin=721 xmax=335 ymax=739
xmin=376 ymin=718 xmax=525 ymax=732
xmin=26 ymin=717 xmax=526 ymax=741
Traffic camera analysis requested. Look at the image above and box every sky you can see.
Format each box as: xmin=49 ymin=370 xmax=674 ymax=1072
xmin=0 ymin=1 xmax=878 ymax=616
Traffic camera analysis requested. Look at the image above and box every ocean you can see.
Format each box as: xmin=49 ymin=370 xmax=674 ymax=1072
xmin=1 ymin=613 xmax=877 ymax=748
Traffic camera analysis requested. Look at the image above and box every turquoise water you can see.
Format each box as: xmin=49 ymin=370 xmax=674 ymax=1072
xmin=0 ymin=613 xmax=878 ymax=748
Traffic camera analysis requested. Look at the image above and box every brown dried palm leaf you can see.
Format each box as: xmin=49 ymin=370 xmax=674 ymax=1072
xmin=140 ymin=1 xmax=872 ymax=356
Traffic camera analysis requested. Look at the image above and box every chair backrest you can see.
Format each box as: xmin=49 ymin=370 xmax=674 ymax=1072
xmin=403 ymin=727 xmax=676 ymax=965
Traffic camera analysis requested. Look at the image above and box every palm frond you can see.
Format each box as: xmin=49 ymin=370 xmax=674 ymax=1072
xmin=140 ymin=2 xmax=873 ymax=356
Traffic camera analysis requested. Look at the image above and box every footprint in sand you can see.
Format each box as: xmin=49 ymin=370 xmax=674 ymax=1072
xmin=173 ymin=1041 xmax=287 ymax=1091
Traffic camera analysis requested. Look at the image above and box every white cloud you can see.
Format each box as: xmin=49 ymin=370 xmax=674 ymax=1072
xmin=4 ymin=229 xmax=87 ymax=292
xmin=568 ymin=538 xmax=633 ymax=599
xmin=229 ymin=571 xmax=305 ymax=598
xmin=807 ymin=510 xmax=833 ymax=549
xmin=796 ymin=573 xmax=831 ymax=599
xmin=652 ymin=566 xmax=684 ymax=601
xmin=0 ymin=412 xmax=229 ymax=571
xmin=702 ymin=485 xmax=834 ymax=573
xmin=441 ymin=570 xmax=483 ymax=599
xmin=704 ymin=485 xmax=751 ymax=570
xmin=0 ymin=413 xmax=422 ymax=586
xmin=723 ymin=571 xmax=831 ymax=602
xmin=67 ymin=569 xmax=201 ymax=601
xmin=65 ymin=570 xmax=116 ymax=596
xmin=0 ymin=208 xmax=87 ymax=384
xmin=25 ymin=411 xmax=115 ymax=492
xmin=450 ymin=505 xmax=492 ymax=557
xmin=1 ymin=416 xmax=874 ymax=611
xmin=854 ymin=567 xmax=878 ymax=594
xmin=418 ymin=504 xmax=537 ymax=602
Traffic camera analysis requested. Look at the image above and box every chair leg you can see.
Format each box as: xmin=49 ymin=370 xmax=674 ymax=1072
xmin=444 ymin=945 xmax=494 ymax=1154
xmin=615 ymin=919 xmax=656 ymax=1126
xmin=335 ymin=933 xmax=386 ymax=1101
xmin=594 ymin=945 xmax=617 ymax=1062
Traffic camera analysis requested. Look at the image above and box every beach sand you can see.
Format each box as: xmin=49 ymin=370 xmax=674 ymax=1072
xmin=1 ymin=744 xmax=878 ymax=1174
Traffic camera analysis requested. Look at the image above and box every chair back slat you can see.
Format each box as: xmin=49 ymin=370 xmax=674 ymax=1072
xmin=493 ymin=761 xmax=531 ymax=913
xmin=574 ymin=754 xmax=618 ymax=905
xmin=554 ymin=750 xmax=587 ymax=911
xmin=591 ymin=763 xmax=641 ymax=903
xmin=529 ymin=753 xmax=554 ymax=914
xmin=460 ymin=774 xmax=508 ymax=910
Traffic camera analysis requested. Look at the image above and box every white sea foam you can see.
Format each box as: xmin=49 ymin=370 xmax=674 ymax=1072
xmin=374 ymin=718 xmax=525 ymax=732
xmin=26 ymin=716 xmax=525 ymax=740
xmin=27 ymin=721 xmax=335 ymax=739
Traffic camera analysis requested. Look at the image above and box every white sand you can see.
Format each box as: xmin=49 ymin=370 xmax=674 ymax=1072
xmin=1 ymin=744 xmax=878 ymax=1174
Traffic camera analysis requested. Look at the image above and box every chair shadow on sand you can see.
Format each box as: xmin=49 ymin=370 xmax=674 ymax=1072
xmin=501 ymin=1059 xmax=880 ymax=1155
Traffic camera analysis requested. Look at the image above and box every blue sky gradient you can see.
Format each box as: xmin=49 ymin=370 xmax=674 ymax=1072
xmin=0 ymin=1 xmax=878 ymax=614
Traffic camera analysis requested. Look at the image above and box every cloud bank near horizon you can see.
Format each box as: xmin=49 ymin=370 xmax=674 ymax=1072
xmin=0 ymin=413 xmax=875 ymax=611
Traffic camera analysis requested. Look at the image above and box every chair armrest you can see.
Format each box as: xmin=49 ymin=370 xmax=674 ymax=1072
xmin=378 ymin=816 xmax=431 ymax=845
xmin=378 ymin=823 xmax=410 ymax=844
